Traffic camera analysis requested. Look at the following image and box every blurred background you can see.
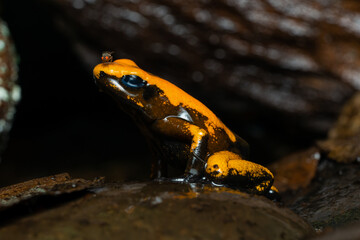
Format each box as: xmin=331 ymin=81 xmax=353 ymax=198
xmin=0 ymin=0 xmax=358 ymax=187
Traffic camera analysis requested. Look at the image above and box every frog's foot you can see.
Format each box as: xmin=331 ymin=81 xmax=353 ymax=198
xmin=153 ymin=174 xmax=208 ymax=184
xmin=183 ymin=173 xmax=207 ymax=183
xmin=166 ymin=174 xmax=205 ymax=183
xmin=205 ymin=151 xmax=274 ymax=195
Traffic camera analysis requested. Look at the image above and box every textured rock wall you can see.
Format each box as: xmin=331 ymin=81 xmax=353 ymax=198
xmin=44 ymin=0 xmax=360 ymax=132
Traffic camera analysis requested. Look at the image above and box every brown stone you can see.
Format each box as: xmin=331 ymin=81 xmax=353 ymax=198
xmin=0 ymin=181 xmax=314 ymax=240
xmin=269 ymin=147 xmax=320 ymax=192
xmin=0 ymin=173 xmax=104 ymax=209
xmin=289 ymin=160 xmax=360 ymax=230
xmin=318 ymin=93 xmax=360 ymax=163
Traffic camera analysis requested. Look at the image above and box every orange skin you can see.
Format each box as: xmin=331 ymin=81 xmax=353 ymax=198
xmin=93 ymin=59 xmax=275 ymax=195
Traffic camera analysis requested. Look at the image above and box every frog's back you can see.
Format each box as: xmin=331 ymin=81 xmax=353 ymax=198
xmin=147 ymin=75 xmax=237 ymax=143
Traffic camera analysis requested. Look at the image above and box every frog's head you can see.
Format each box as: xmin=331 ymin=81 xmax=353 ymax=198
xmin=93 ymin=59 xmax=154 ymax=114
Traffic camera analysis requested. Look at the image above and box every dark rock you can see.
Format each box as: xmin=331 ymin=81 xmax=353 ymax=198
xmin=288 ymin=160 xmax=360 ymax=230
xmin=309 ymin=223 xmax=360 ymax=240
xmin=270 ymin=94 xmax=360 ymax=230
xmin=40 ymin=0 xmax=358 ymax=134
xmin=318 ymin=93 xmax=360 ymax=163
xmin=0 ymin=181 xmax=314 ymax=240
xmin=0 ymin=173 xmax=104 ymax=210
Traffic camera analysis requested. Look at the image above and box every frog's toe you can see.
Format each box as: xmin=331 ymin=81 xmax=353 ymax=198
xmin=168 ymin=176 xmax=186 ymax=183
xmin=183 ymin=173 xmax=203 ymax=183
xmin=265 ymin=186 xmax=281 ymax=201
xmin=166 ymin=174 xmax=204 ymax=183
xmin=253 ymin=178 xmax=274 ymax=194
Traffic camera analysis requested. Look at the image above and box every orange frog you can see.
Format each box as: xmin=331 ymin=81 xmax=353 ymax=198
xmin=93 ymin=56 xmax=276 ymax=196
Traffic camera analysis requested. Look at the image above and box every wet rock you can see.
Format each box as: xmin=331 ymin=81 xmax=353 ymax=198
xmin=309 ymin=222 xmax=360 ymax=240
xmin=0 ymin=181 xmax=314 ymax=240
xmin=318 ymin=92 xmax=360 ymax=163
xmin=0 ymin=19 xmax=20 ymax=154
xmin=268 ymin=92 xmax=360 ymax=230
xmin=289 ymin=160 xmax=360 ymax=230
xmin=0 ymin=173 xmax=104 ymax=209
xmin=39 ymin=0 xmax=358 ymax=133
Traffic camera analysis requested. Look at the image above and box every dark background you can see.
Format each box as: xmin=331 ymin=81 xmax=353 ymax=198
xmin=0 ymin=0 xmax=154 ymax=187
xmin=0 ymin=0 xmax=322 ymax=187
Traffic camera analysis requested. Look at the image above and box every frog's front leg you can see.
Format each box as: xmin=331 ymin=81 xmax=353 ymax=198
xmin=152 ymin=117 xmax=208 ymax=180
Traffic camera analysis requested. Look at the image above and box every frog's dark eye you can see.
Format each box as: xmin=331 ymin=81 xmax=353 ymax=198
xmin=121 ymin=75 xmax=147 ymax=88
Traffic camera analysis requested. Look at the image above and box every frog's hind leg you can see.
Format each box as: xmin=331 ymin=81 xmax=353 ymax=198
xmin=227 ymin=158 xmax=274 ymax=193
xmin=205 ymin=151 xmax=274 ymax=194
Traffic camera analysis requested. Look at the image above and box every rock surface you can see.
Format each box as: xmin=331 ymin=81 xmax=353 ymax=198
xmin=318 ymin=93 xmax=360 ymax=163
xmin=0 ymin=173 xmax=104 ymax=210
xmin=287 ymin=160 xmax=360 ymax=230
xmin=269 ymin=147 xmax=320 ymax=192
xmin=41 ymin=0 xmax=360 ymax=133
xmin=309 ymin=223 xmax=360 ymax=240
xmin=269 ymin=93 xmax=360 ymax=230
xmin=0 ymin=181 xmax=314 ymax=240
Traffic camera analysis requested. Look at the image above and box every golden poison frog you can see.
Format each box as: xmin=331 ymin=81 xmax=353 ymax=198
xmin=93 ymin=57 xmax=277 ymax=196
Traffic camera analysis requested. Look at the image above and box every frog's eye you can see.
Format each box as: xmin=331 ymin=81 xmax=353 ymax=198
xmin=121 ymin=75 xmax=147 ymax=88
